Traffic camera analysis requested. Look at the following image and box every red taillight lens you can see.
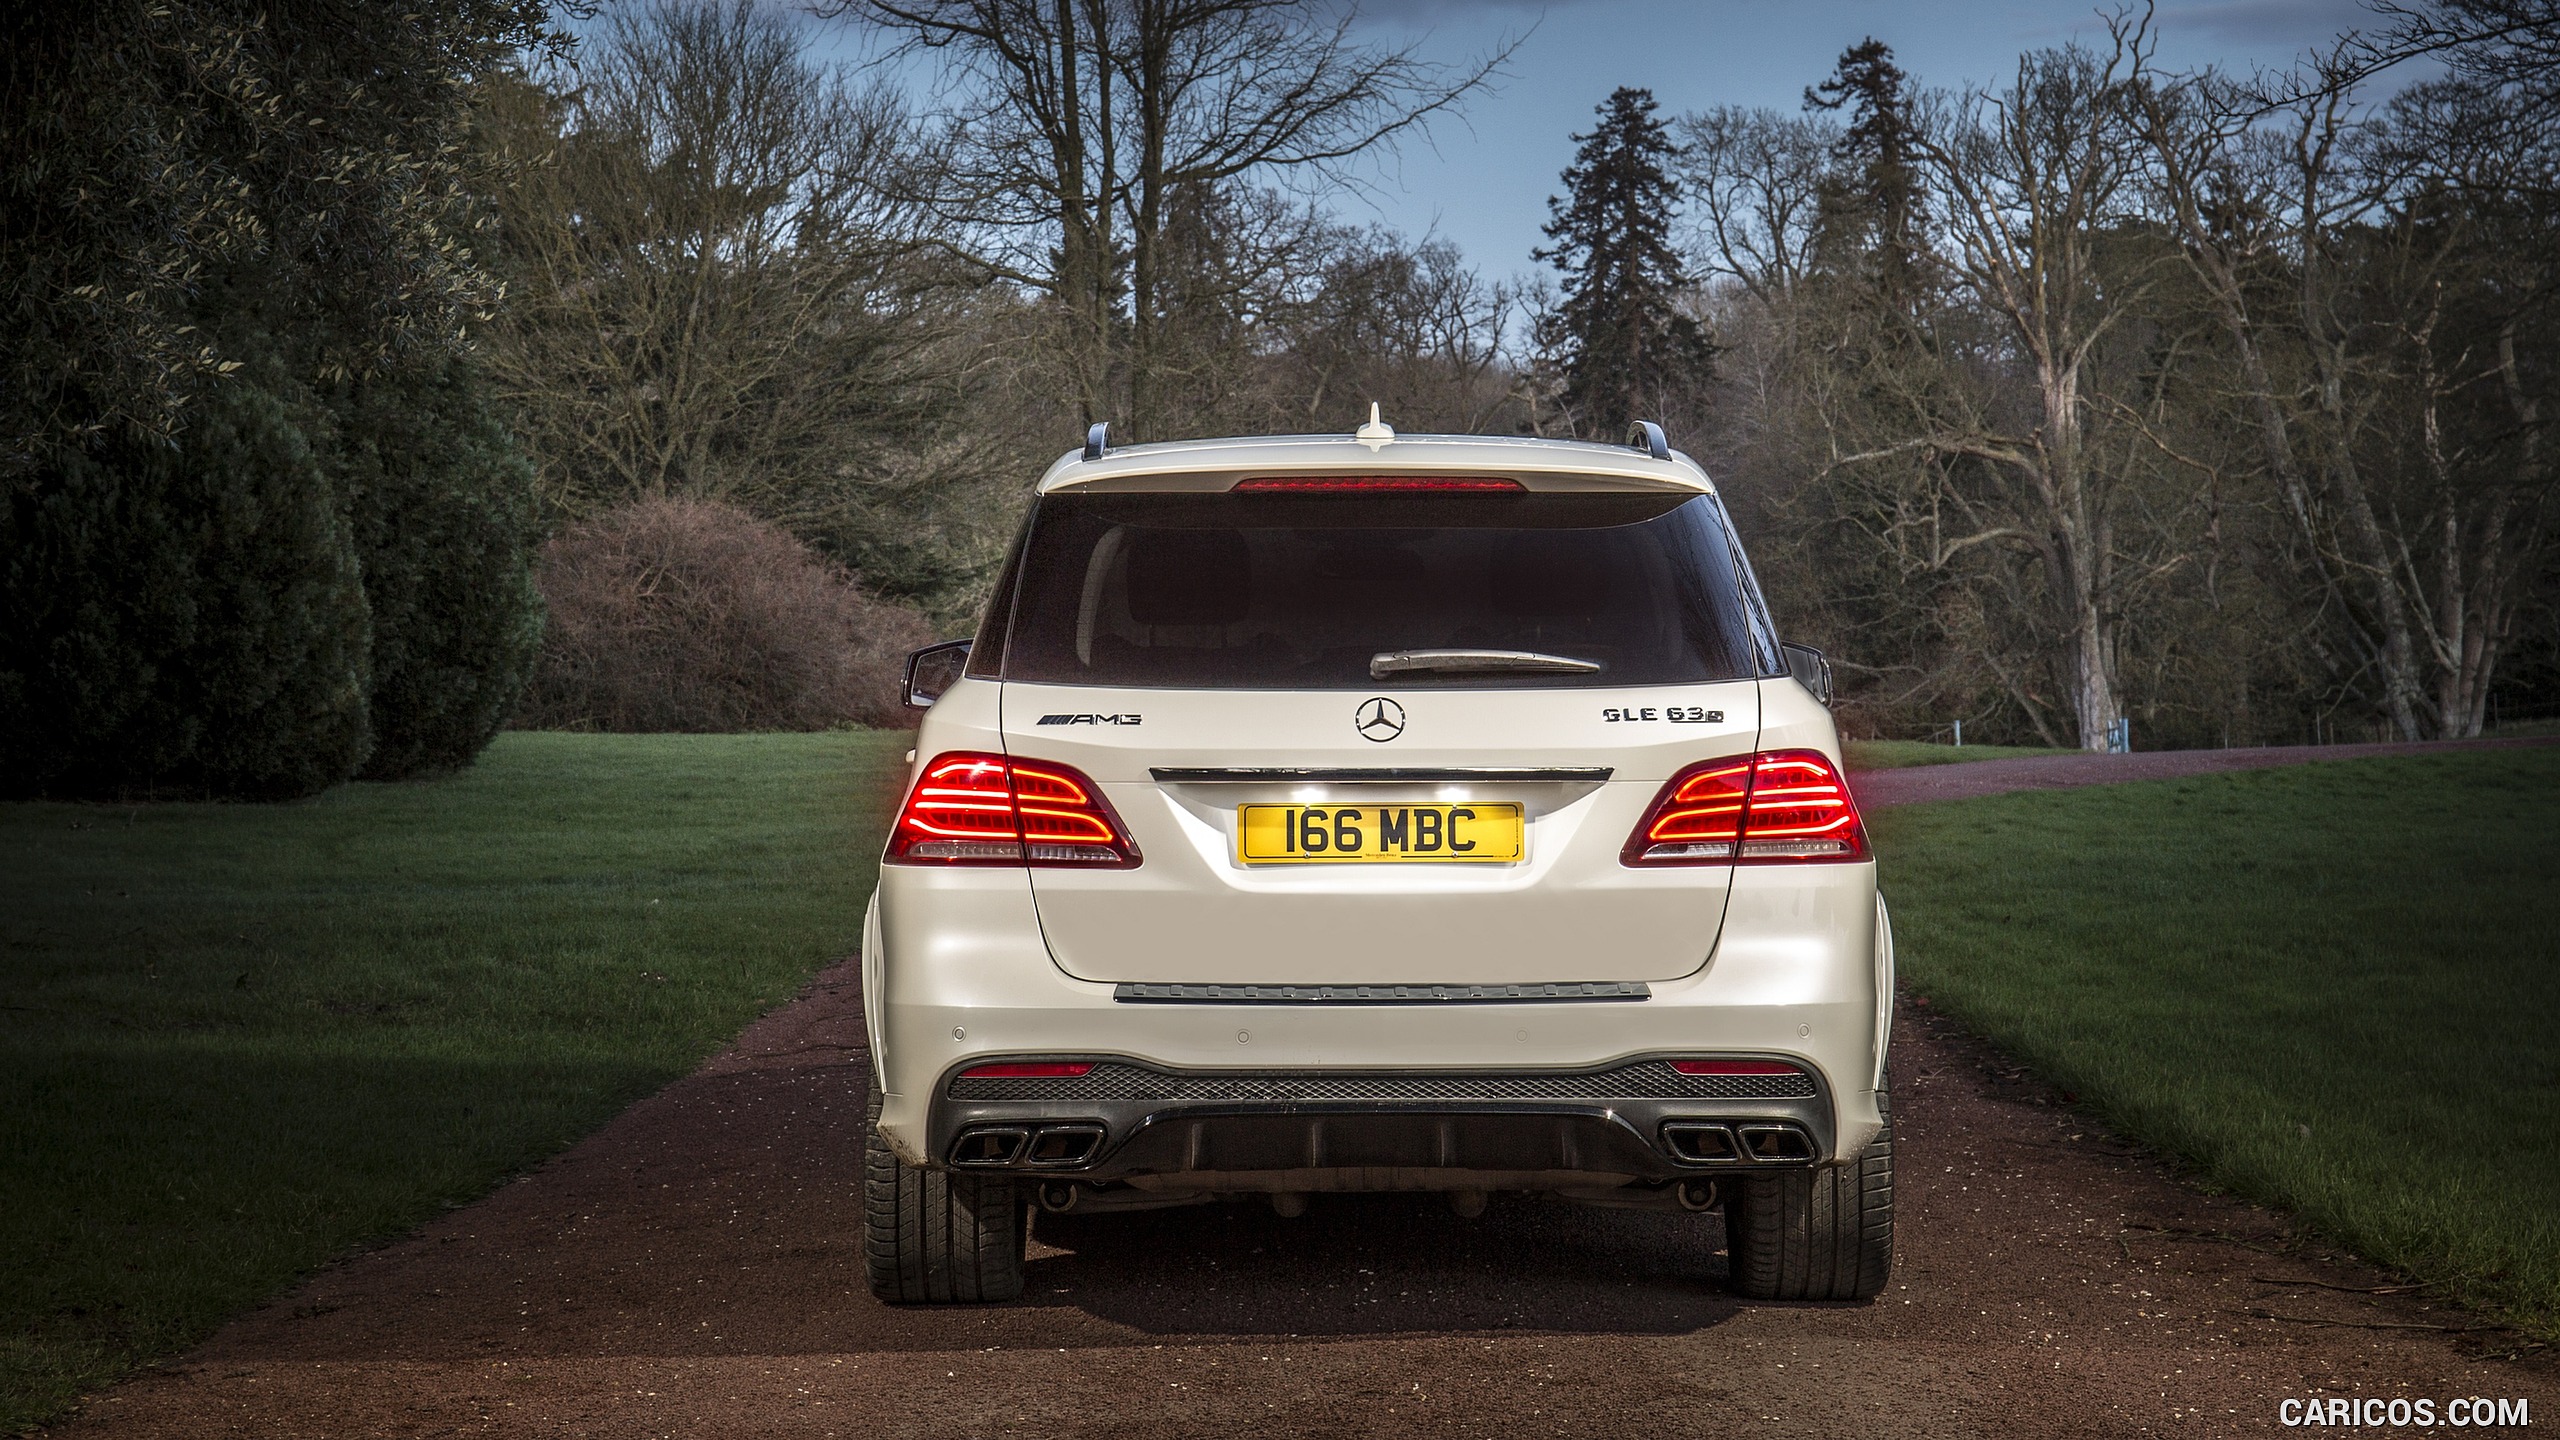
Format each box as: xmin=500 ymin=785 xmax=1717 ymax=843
xmin=890 ymin=751 xmax=1018 ymax=862
xmin=887 ymin=752 xmax=1141 ymax=867
xmin=1623 ymin=748 xmax=1867 ymax=866
xmin=1669 ymin=1059 xmax=1802 ymax=1076
xmin=1623 ymin=755 xmax=1753 ymax=863
xmin=1733 ymin=750 xmax=1866 ymax=861
xmin=959 ymin=1061 xmax=1095 ymax=1079
xmin=1230 ymin=476 xmax=1525 ymax=493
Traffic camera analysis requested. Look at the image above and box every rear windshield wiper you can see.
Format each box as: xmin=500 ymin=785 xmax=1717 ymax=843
xmin=1369 ymin=648 xmax=1603 ymax=679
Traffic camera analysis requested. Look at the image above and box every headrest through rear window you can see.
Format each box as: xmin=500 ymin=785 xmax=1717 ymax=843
xmin=1123 ymin=528 xmax=1251 ymax=625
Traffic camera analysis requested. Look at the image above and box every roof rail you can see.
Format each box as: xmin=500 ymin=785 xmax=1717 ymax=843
xmin=1628 ymin=420 xmax=1670 ymax=460
xmin=1084 ymin=421 xmax=1111 ymax=461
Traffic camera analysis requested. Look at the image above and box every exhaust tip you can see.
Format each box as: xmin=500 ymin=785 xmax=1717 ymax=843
xmin=1025 ymin=1123 xmax=1106 ymax=1167
xmin=1662 ymin=1121 xmax=1818 ymax=1166
xmin=951 ymin=1126 xmax=1030 ymax=1166
xmin=1660 ymin=1121 xmax=1741 ymax=1164
xmin=953 ymin=1123 xmax=1106 ymax=1169
xmin=1737 ymin=1123 xmax=1816 ymax=1163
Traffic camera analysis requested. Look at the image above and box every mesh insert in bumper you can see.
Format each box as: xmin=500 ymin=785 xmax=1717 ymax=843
xmin=947 ymin=1060 xmax=1818 ymax=1104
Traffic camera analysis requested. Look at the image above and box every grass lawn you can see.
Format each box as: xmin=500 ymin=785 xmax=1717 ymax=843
xmin=1871 ymin=746 xmax=2560 ymax=1338
xmin=0 ymin=731 xmax=909 ymax=1434
xmin=1845 ymin=739 xmax=2080 ymax=769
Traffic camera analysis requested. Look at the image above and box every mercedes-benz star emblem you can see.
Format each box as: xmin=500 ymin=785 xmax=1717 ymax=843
xmin=1355 ymin=697 xmax=1406 ymax=742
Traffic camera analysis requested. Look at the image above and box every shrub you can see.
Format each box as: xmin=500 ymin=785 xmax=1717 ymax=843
xmin=518 ymin=497 xmax=933 ymax=732
xmin=337 ymin=356 xmax=545 ymax=778
xmin=0 ymin=375 xmax=373 ymax=799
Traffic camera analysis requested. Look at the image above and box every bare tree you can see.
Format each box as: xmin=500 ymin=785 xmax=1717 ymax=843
xmin=826 ymin=0 xmax=1507 ymax=435
xmin=1268 ymin=227 xmax=1523 ymax=433
xmin=2357 ymin=78 xmax=2556 ymax=735
xmin=2356 ymin=1 xmax=2560 ymax=123
xmin=1681 ymin=16 xmax=2558 ymax=748
xmin=1677 ymin=107 xmax=1838 ymax=304
xmin=2139 ymin=41 xmax=2558 ymax=738
xmin=477 ymin=0 xmax=994 ymax=601
xmin=1823 ymin=24 xmax=2178 ymax=748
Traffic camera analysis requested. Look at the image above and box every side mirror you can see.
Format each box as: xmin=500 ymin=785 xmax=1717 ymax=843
xmin=903 ymin=639 xmax=973 ymax=709
xmin=1781 ymin=642 xmax=1833 ymax=706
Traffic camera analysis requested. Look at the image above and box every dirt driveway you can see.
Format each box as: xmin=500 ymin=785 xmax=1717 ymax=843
xmin=54 ymin=743 xmax=2556 ymax=1438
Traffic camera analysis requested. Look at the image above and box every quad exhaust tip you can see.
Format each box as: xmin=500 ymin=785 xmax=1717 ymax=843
xmin=1738 ymin=1123 xmax=1816 ymax=1162
xmin=1024 ymin=1123 xmax=1106 ymax=1165
xmin=951 ymin=1126 xmax=1030 ymax=1166
xmin=952 ymin=1122 xmax=1106 ymax=1169
xmin=1660 ymin=1120 xmax=1816 ymax=1166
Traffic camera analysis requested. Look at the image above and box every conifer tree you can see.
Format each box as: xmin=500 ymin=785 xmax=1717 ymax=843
xmin=1804 ymin=38 xmax=1924 ymax=294
xmin=0 ymin=363 xmax=374 ymax=799
xmin=1 ymin=3 xmax=555 ymax=797
xmin=1535 ymin=87 xmax=1713 ymax=438
xmin=336 ymin=354 xmax=545 ymax=780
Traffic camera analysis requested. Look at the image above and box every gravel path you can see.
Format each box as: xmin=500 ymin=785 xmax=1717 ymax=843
xmin=51 ymin=741 xmax=2557 ymax=1438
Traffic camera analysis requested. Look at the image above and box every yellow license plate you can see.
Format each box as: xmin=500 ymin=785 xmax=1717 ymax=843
xmin=1237 ymin=803 xmax=1523 ymax=864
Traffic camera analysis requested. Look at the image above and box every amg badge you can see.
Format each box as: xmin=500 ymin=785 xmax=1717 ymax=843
xmin=1037 ymin=713 xmax=1142 ymax=726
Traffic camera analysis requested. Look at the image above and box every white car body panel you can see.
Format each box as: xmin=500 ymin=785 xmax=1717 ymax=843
xmin=1004 ymin=679 xmax=1759 ymax=985
xmin=870 ymin=841 xmax=1887 ymax=1168
xmin=1035 ymin=433 xmax=1720 ymax=496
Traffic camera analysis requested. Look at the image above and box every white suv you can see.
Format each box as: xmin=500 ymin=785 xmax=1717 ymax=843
xmin=861 ymin=420 xmax=1894 ymax=1304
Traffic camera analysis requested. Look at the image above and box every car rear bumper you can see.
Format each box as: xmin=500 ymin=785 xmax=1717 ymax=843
xmin=861 ymin=861 xmax=1894 ymax=1173
xmin=928 ymin=1055 xmax=1833 ymax=1186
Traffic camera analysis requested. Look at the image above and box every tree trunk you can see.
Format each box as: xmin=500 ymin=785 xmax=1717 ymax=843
xmin=2069 ymin=592 xmax=2119 ymax=751
xmin=1053 ymin=0 xmax=1103 ymax=426
xmin=2045 ymin=361 xmax=2119 ymax=751
xmin=2313 ymin=376 xmax=2430 ymax=740
xmin=2146 ymin=88 xmax=2432 ymax=741
xmin=1125 ymin=0 xmax=1170 ymax=437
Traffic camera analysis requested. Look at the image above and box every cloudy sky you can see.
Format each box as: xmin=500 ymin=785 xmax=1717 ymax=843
xmin=1313 ymin=0 xmax=2382 ymax=277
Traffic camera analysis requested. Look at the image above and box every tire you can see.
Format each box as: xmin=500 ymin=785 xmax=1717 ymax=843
xmin=1724 ymin=1082 xmax=1895 ymax=1301
xmin=863 ymin=1086 xmax=1025 ymax=1303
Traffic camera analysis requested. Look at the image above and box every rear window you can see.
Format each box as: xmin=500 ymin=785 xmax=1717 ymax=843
xmin=988 ymin=489 xmax=1774 ymax=689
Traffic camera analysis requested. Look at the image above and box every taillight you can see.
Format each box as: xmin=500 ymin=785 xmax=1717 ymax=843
xmin=887 ymin=751 xmax=1141 ymax=867
xmin=1623 ymin=748 xmax=1867 ymax=865
xmin=1623 ymin=755 xmax=1753 ymax=863
xmin=1733 ymin=750 xmax=1867 ymax=861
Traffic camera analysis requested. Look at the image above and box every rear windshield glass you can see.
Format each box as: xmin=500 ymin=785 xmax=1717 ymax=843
xmin=993 ymin=490 xmax=1769 ymax=689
